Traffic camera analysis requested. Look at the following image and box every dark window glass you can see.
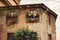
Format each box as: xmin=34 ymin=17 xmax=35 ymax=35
xmin=6 ymin=10 xmax=18 ymax=25
xmin=30 ymin=32 xmax=37 ymax=40
xmin=48 ymin=34 xmax=52 ymax=40
xmin=7 ymin=33 xmax=14 ymax=40
xmin=26 ymin=9 xmax=40 ymax=23
xmin=25 ymin=32 xmax=37 ymax=40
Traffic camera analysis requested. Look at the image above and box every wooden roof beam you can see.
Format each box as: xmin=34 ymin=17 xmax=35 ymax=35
xmin=1 ymin=0 xmax=9 ymax=6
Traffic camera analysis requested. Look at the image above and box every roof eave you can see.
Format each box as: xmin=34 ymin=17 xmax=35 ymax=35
xmin=0 ymin=3 xmax=58 ymax=19
xmin=41 ymin=3 xmax=58 ymax=19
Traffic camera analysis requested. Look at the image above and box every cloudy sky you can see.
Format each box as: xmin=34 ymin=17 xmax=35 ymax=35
xmin=20 ymin=0 xmax=60 ymax=40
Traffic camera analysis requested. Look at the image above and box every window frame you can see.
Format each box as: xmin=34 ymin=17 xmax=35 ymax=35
xmin=48 ymin=13 xmax=51 ymax=25
xmin=7 ymin=33 xmax=14 ymax=40
xmin=6 ymin=10 xmax=19 ymax=25
xmin=48 ymin=34 xmax=52 ymax=40
xmin=26 ymin=8 xmax=40 ymax=23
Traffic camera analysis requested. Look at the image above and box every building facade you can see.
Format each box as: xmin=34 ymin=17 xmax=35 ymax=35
xmin=0 ymin=0 xmax=57 ymax=40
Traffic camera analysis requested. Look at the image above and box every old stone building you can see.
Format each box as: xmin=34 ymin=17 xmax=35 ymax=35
xmin=0 ymin=0 xmax=57 ymax=40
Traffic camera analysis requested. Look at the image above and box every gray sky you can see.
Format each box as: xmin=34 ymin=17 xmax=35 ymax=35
xmin=20 ymin=0 xmax=60 ymax=40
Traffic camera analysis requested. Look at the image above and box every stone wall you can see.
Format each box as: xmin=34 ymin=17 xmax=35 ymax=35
xmin=0 ymin=7 xmax=56 ymax=40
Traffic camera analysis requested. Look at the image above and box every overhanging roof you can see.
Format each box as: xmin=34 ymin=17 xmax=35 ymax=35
xmin=0 ymin=0 xmax=19 ymax=6
xmin=0 ymin=3 xmax=57 ymax=19
xmin=0 ymin=0 xmax=12 ymax=6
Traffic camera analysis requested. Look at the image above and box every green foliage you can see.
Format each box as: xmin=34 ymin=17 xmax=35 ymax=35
xmin=14 ymin=26 xmax=33 ymax=40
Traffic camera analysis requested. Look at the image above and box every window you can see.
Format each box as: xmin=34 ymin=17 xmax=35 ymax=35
xmin=48 ymin=34 xmax=52 ymax=40
xmin=26 ymin=8 xmax=40 ymax=23
xmin=25 ymin=32 xmax=37 ymax=40
xmin=0 ymin=11 xmax=4 ymax=18
xmin=29 ymin=32 xmax=37 ymax=40
xmin=48 ymin=14 xmax=51 ymax=25
xmin=7 ymin=33 xmax=14 ymax=40
xmin=6 ymin=10 xmax=18 ymax=25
